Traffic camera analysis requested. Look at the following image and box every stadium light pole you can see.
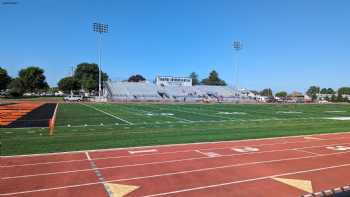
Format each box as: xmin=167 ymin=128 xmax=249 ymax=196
xmin=233 ymin=41 xmax=242 ymax=91
xmin=93 ymin=22 xmax=108 ymax=99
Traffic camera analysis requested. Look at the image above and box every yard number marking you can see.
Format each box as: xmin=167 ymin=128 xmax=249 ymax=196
xmin=232 ymin=147 xmax=260 ymax=153
xmin=326 ymin=146 xmax=350 ymax=151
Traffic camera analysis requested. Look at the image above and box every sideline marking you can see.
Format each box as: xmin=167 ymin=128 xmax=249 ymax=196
xmin=81 ymin=103 xmax=133 ymax=125
xmin=104 ymin=183 xmax=139 ymax=197
xmin=273 ymin=178 xmax=313 ymax=193
xmin=129 ymin=149 xmax=158 ymax=154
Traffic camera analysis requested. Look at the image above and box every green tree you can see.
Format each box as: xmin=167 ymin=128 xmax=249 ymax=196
xmin=260 ymin=88 xmax=273 ymax=97
xmin=58 ymin=77 xmax=81 ymax=93
xmin=327 ymin=88 xmax=335 ymax=94
xmin=0 ymin=67 xmax=12 ymax=91
xmin=320 ymin=88 xmax=328 ymax=94
xmin=74 ymin=63 xmax=108 ymax=92
xmin=18 ymin=66 xmax=49 ymax=92
xmin=275 ymin=91 xmax=287 ymax=98
xmin=201 ymin=70 xmax=226 ymax=86
xmin=331 ymin=94 xmax=337 ymax=102
xmin=338 ymin=87 xmax=350 ymax=95
xmin=8 ymin=78 xmax=25 ymax=97
xmin=306 ymin=86 xmax=320 ymax=100
xmin=128 ymin=74 xmax=146 ymax=82
xmin=189 ymin=72 xmax=199 ymax=85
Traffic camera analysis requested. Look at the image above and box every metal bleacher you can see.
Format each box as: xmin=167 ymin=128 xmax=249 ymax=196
xmin=105 ymin=81 xmax=253 ymax=102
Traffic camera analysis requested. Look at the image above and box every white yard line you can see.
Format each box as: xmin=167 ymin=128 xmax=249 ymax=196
xmin=3 ymin=142 xmax=350 ymax=179
xmin=1 ymin=151 xmax=350 ymax=196
xmin=81 ymin=103 xmax=133 ymax=125
xmin=119 ymin=105 xmax=193 ymax=122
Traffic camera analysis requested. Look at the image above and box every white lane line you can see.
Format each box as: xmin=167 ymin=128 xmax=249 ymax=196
xmin=3 ymin=143 xmax=350 ymax=180
xmin=142 ymin=163 xmax=350 ymax=197
xmin=1 ymin=151 xmax=350 ymax=196
xmin=293 ymin=149 xmax=322 ymax=156
xmin=85 ymin=152 xmax=91 ymax=161
xmin=81 ymin=103 xmax=133 ymax=125
xmin=0 ymin=138 xmax=314 ymax=167
xmin=2 ymin=131 xmax=350 ymax=159
xmin=129 ymin=149 xmax=158 ymax=154
xmin=3 ymin=136 xmax=350 ymax=168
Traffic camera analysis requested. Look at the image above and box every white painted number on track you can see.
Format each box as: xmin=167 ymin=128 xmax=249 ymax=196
xmin=326 ymin=146 xmax=350 ymax=151
xmin=195 ymin=150 xmax=221 ymax=157
xmin=232 ymin=147 xmax=260 ymax=153
xmin=128 ymin=149 xmax=158 ymax=154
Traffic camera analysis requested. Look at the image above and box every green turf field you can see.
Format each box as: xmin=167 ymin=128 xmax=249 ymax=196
xmin=2 ymin=103 xmax=350 ymax=155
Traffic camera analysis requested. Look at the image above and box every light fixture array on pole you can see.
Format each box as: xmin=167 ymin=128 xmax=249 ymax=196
xmin=93 ymin=22 xmax=109 ymax=99
xmin=233 ymin=41 xmax=243 ymax=91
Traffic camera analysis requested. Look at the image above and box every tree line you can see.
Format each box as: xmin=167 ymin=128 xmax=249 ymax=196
xmin=0 ymin=63 xmax=108 ymax=97
xmin=0 ymin=66 xmax=49 ymax=97
xmin=257 ymin=86 xmax=350 ymax=102
xmin=125 ymin=70 xmax=226 ymax=86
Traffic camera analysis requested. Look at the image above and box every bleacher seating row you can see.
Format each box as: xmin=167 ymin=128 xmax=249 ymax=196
xmin=104 ymin=81 xmax=255 ymax=102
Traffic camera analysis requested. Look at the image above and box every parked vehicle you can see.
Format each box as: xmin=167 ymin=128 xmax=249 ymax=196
xmin=63 ymin=95 xmax=83 ymax=102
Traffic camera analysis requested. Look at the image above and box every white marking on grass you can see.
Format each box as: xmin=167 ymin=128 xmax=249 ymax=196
xmin=276 ymin=111 xmax=303 ymax=114
xmin=325 ymin=111 xmax=347 ymax=113
xmin=326 ymin=117 xmax=350 ymax=120
xmin=81 ymin=103 xmax=133 ymax=125
xmin=217 ymin=112 xmax=247 ymax=115
xmin=128 ymin=149 xmax=158 ymax=154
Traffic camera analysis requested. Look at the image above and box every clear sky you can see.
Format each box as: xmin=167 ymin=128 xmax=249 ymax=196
xmin=1 ymin=0 xmax=349 ymax=92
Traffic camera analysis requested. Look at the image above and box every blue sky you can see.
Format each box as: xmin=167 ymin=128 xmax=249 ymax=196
xmin=1 ymin=0 xmax=349 ymax=92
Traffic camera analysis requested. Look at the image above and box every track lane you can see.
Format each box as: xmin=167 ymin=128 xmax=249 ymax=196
xmin=3 ymin=136 xmax=350 ymax=179
xmin=3 ymin=132 xmax=350 ymax=166
xmin=2 ymin=132 xmax=350 ymax=197
xmin=165 ymin=163 xmax=350 ymax=197
xmin=113 ymin=152 xmax=350 ymax=197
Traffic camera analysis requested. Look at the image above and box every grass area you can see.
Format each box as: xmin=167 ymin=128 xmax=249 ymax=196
xmin=2 ymin=103 xmax=350 ymax=155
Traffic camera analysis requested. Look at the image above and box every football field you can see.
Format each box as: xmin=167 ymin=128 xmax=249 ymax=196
xmin=2 ymin=103 xmax=350 ymax=155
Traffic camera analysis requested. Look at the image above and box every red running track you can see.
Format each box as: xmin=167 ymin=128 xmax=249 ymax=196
xmin=2 ymin=132 xmax=350 ymax=197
